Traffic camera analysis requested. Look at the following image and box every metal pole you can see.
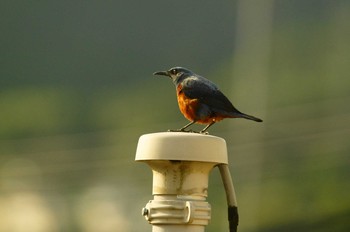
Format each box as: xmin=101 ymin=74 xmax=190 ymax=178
xmin=135 ymin=132 xmax=229 ymax=232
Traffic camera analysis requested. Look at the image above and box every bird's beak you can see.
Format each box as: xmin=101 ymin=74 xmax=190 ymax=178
xmin=153 ymin=71 xmax=170 ymax=77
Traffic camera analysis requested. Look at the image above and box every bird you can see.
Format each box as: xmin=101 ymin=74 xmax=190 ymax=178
xmin=153 ymin=67 xmax=263 ymax=134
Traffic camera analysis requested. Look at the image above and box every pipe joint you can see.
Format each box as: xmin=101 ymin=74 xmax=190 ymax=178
xmin=143 ymin=199 xmax=211 ymax=226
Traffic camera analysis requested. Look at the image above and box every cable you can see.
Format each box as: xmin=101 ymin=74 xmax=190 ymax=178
xmin=218 ymin=164 xmax=239 ymax=232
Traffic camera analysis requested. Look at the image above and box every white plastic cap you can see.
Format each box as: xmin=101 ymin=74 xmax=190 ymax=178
xmin=135 ymin=132 xmax=228 ymax=164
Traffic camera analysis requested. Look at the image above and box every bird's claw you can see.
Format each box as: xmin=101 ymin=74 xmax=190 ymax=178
xmin=199 ymin=131 xmax=209 ymax=135
xmin=167 ymin=129 xmax=195 ymax=133
xmin=167 ymin=129 xmax=209 ymax=135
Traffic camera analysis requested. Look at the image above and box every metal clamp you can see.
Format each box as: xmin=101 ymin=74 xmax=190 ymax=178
xmin=142 ymin=199 xmax=211 ymax=225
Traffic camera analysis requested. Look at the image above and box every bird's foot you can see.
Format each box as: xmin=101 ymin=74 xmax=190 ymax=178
xmin=167 ymin=129 xmax=198 ymax=133
xmin=167 ymin=129 xmax=209 ymax=134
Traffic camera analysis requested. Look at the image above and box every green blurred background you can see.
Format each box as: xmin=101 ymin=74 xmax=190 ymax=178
xmin=1 ymin=1 xmax=349 ymax=231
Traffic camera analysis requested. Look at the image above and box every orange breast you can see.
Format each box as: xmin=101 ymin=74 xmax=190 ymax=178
xmin=176 ymin=85 xmax=199 ymax=122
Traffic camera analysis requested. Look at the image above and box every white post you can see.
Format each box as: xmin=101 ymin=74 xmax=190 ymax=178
xmin=135 ymin=132 xmax=228 ymax=232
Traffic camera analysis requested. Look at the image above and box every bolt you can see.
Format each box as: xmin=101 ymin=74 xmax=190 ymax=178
xmin=142 ymin=207 xmax=149 ymax=216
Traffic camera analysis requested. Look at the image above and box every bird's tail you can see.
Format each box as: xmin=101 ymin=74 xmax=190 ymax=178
xmin=237 ymin=113 xmax=263 ymax=122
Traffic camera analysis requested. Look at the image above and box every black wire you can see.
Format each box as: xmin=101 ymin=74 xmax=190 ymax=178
xmin=228 ymin=205 xmax=239 ymax=232
xmin=218 ymin=164 xmax=239 ymax=232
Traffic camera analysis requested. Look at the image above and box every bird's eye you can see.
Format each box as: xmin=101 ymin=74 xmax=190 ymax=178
xmin=171 ymin=69 xmax=177 ymax=75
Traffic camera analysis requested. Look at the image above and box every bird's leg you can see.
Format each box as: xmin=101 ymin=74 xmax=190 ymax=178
xmin=200 ymin=122 xmax=215 ymax=134
xmin=181 ymin=121 xmax=195 ymax=130
xmin=168 ymin=121 xmax=196 ymax=133
xmin=180 ymin=121 xmax=196 ymax=132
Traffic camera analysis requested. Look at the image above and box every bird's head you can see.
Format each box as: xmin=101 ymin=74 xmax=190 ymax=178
xmin=153 ymin=67 xmax=192 ymax=85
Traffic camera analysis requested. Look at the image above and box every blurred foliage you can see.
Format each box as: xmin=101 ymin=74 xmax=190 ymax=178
xmin=0 ymin=0 xmax=350 ymax=232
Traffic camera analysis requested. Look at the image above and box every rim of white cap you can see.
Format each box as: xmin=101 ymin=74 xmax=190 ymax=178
xmin=135 ymin=132 xmax=228 ymax=164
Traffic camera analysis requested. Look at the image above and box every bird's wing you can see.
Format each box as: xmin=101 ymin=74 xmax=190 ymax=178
xmin=182 ymin=78 xmax=242 ymax=115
